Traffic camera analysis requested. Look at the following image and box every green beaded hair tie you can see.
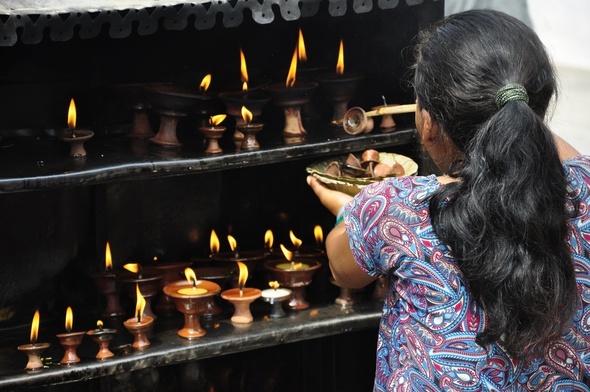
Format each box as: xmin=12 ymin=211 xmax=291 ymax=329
xmin=495 ymin=83 xmax=529 ymax=109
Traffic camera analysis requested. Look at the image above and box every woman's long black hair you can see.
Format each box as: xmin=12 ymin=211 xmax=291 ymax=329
xmin=413 ymin=10 xmax=578 ymax=358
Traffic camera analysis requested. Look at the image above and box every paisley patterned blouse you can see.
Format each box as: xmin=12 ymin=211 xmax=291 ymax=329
xmin=344 ymin=155 xmax=590 ymax=391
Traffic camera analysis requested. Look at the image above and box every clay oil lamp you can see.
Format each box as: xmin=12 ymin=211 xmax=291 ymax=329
xmin=110 ymin=83 xmax=162 ymax=138
xmin=221 ymin=261 xmax=261 ymax=324
xmin=163 ymin=267 xmax=221 ymax=339
xmin=330 ymin=277 xmax=360 ymax=308
xmin=120 ymin=263 xmax=163 ymax=320
xmin=199 ymin=114 xmax=227 ymax=154
xmin=236 ymin=106 xmax=264 ymax=151
xmin=17 ymin=310 xmax=50 ymax=372
xmin=123 ymin=284 xmax=154 ymax=350
xmin=314 ymin=39 xmax=364 ymax=126
xmin=371 ymin=96 xmax=397 ymax=132
xmin=210 ymin=233 xmax=266 ymax=284
xmin=143 ymin=257 xmax=193 ymax=316
xmin=91 ymin=242 xmax=126 ymax=318
xmin=341 ymin=103 xmax=416 ymax=135
xmin=260 ymin=281 xmax=292 ymax=319
xmin=87 ymin=320 xmax=117 ymax=360
xmin=271 ymin=229 xmax=325 ymax=260
xmin=219 ymin=47 xmax=270 ymax=141
xmin=265 ymin=244 xmax=321 ymax=310
xmin=60 ymin=98 xmax=94 ymax=159
xmin=264 ymin=43 xmax=318 ymax=137
xmin=55 ymin=306 xmax=86 ymax=365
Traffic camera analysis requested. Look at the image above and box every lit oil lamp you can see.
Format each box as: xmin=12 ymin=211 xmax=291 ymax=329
xmin=200 ymin=114 xmax=227 ymax=154
xmin=314 ymin=39 xmax=364 ymax=125
xmin=56 ymin=306 xmax=86 ymax=364
xmin=17 ymin=310 xmax=50 ymax=371
xmin=120 ymin=263 xmax=163 ymax=320
xmin=221 ymin=262 xmax=261 ymax=323
xmin=123 ymin=284 xmax=154 ymax=350
xmin=260 ymin=281 xmax=292 ymax=318
xmin=163 ymin=267 xmax=221 ymax=339
xmin=236 ymin=106 xmax=264 ymax=151
xmin=143 ymin=257 xmax=193 ymax=316
xmin=210 ymin=233 xmax=266 ymax=283
xmin=264 ymin=229 xmax=274 ymax=256
xmin=87 ymin=320 xmax=117 ymax=360
xmin=264 ymin=43 xmax=318 ymax=137
xmin=91 ymin=242 xmax=126 ymax=318
xmin=265 ymin=244 xmax=321 ymax=310
xmin=60 ymin=98 xmax=94 ymax=158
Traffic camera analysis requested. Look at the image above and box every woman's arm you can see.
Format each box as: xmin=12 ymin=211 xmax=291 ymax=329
xmin=553 ymin=132 xmax=581 ymax=160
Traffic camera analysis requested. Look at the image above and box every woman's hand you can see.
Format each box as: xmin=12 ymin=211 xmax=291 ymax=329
xmin=306 ymin=175 xmax=353 ymax=216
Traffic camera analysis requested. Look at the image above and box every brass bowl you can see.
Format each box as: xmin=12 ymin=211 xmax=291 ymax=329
xmin=306 ymin=152 xmax=418 ymax=196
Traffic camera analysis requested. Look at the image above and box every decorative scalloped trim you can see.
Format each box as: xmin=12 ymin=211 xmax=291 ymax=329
xmin=0 ymin=0 xmax=411 ymax=46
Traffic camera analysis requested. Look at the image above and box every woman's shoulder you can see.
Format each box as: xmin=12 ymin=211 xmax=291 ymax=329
xmin=357 ymin=174 xmax=443 ymax=207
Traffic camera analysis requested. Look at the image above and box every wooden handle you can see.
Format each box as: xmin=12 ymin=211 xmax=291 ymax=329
xmin=365 ymin=103 xmax=417 ymax=118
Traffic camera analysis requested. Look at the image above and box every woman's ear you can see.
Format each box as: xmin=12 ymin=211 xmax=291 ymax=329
xmin=419 ymin=109 xmax=439 ymax=144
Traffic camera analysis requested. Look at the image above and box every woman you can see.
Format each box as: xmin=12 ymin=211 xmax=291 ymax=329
xmin=308 ymin=9 xmax=590 ymax=391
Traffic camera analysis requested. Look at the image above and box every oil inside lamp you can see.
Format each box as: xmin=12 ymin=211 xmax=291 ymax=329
xmin=260 ymin=281 xmax=292 ymax=319
xmin=221 ymin=261 xmax=261 ymax=323
xmin=56 ymin=306 xmax=86 ymax=364
xmin=177 ymin=268 xmax=208 ymax=295
xmin=200 ymin=114 xmax=227 ymax=154
xmin=236 ymin=106 xmax=264 ymax=151
xmin=123 ymin=284 xmax=154 ymax=350
xmin=60 ymin=97 xmax=94 ymax=158
xmin=17 ymin=310 xmax=50 ymax=371
xmin=276 ymin=244 xmax=309 ymax=270
xmin=87 ymin=320 xmax=117 ymax=360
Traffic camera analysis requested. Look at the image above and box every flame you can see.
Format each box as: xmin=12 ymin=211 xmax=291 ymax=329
xmin=124 ymin=263 xmax=141 ymax=273
xmin=135 ymin=284 xmax=146 ymax=322
xmin=264 ymin=230 xmax=274 ymax=249
xmin=153 ymin=256 xmax=158 ymax=262
xmin=67 ymin=98 xmax=76 ymax=129
xmin=184 ymin=267 xmax=198 ymax=286
xmin=105 ymin=242 xmax=113 ymax=272
xmin=209 ymin=114 xmax=226 ymax=126
xmin=298 ymin=28 xmax=307 ymax=62
xmin=336 ymin=39 xmax=344 ymax=75
xmin=286 ymin=45 xmax=298 ymax=88
xmin=65 ymin=306 xmax=73 ymax=333
xmin=280 ymin=244 xmax=293 ymax=262
xmin=241 ymin=106 xmax=253 ymax=124
xmin=269 ymin=281 xmax=280 ymax=290
xmin=30 ymin=310 xmax=40 ymax=344
xmin=227 ymin=235 xmax=238 ymax=252
xmin=200 ymin=74 xmax=212 ymax=93
xmin=289 ymin=230 xmax=302 ymax=248
xmin=97 ymin=320 xmax=103 ymax=328
xmin=210 ymin=230 xmax=220 ymax=254
xmin=240 ymin=48 xmax=249 ymax=89
xmin=237 ymin=261 xmax=248 ymax=294
xmin=314 ymin=225 xmax=323 ymax=244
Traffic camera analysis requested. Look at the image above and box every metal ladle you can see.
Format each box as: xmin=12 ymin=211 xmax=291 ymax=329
xmin=341 ymin=103 xmax=417 ymax=135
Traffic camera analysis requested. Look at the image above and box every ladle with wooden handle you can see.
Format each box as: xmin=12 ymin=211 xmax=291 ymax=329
xmin=341 ymin=103 xmax=417 ymax=135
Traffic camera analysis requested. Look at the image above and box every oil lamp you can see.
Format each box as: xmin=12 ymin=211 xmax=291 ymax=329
xmin=264 ymin=43 xmax=317 ymax=137
xmin=91 ymin=242 xmax=126 ymax=318
xmin=120 ymin=263 xmax=163 ymax=320
xmin=265 ymin=244 xmax=321 ymax=310
xmin=330 ymin=277 xmax=360 ymax=308
xmin=123 ymin=284 xmax=154 ymax=350
xmin=17 ymin=310 xmax=50 ymax=371
xmin=314 ymin=39 xmax=364 ymax=125
xmin=163 ymin=267 xmax=221 ymax=339
xmin=87 ymin=320 xmax=117 ymax=360
xmin=236 ymin=106 xmax=264 ymax=151
xmin=371 ymin=96 xmax=397 ymax=131
xmin=200 ymin=114 xmax=227 ymax=154
xmin=56 ymin=307 xmax=86 ymax=364
xmin=221 ymin=262 xmax=261 ymax=323
xmin=260 ymin=281 xmax=292 ymax=318
xmin=60 ymin=98 xmax=94 ymax=158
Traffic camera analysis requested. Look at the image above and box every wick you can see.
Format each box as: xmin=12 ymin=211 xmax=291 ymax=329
xmin=137 ymin=313 xmax=141 ymax=323
xmin=70 ymin=129 xmax=77 ymax=138
xmin=382 ymin=95 xmax=387 ymax=107
xmin=239 ymin=287 xmax=244 ymax=297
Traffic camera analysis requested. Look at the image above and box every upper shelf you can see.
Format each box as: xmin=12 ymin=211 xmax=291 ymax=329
xmin=0 ymin=0 xmax=426 ymax=46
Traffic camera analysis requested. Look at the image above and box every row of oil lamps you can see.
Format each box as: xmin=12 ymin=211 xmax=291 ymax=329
xmin=18 ymin=226 xmax=373 ymax=372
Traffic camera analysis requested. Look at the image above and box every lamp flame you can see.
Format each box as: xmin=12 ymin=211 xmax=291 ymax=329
xmin=209 ymin=114 xmax=226 ymax=126
xmin=228 ymin=235 xmax=238 ymax=252
xmin=269 ymin=281 xmax=280 ymax=290
xmin=30 ymin=310 xmax=40 ymax=345
xmin=135 ymin=284 xmax=146 ymax=323
xmin=264 ymin=230 xmax=274 ymax=250
xmin=97 ymin=320 xmax=103 ymax=329
xmin=210 ymin=230 xmax=220 ymax=254
xmin=200 ymin=74 xmax=212 ymax=93
xmin=237 ymin=261 xmax=248 ymax=296
xmin=124 ymin=263 xmax=141 ymax=274
xmin=286 ymin=45 xmax=298 ymax=88
xmin=298 ymin=28 xmax=307 ymax=62
xmin=289 ymin=230 xmax=302 ymax=249
xmin=336 ymin=39 xmax=344 ymax=75
xmin=241 ymin=106 xmax=253 ymax=124
xmin=280 ymin=244 xmax=293 ymax=262
xmin=65 ymin=306 xmax=73 ymax=333
xmin=67 ymin=98 xmax=76 ymax=129
xmin=105 ymin=242 xmax=113 ymax=272
xmin=240 ymin=48 xmax=249 ymax=91
xmin=314 ymin=225 xmax=323 ymax=244
xmin=184 ymin=267 xmax=198 ymax=286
